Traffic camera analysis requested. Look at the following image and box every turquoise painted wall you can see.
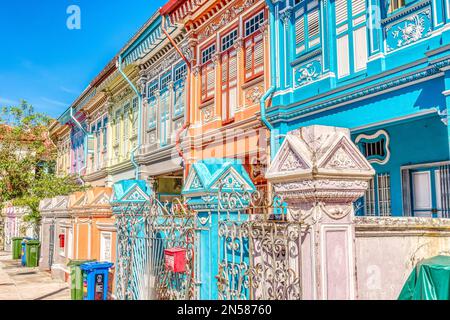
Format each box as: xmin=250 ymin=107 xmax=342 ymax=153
xmin=273 ymin=78 xmax=448 ymax=217
xmin=352 ymin=116 xmax=449 ymax=216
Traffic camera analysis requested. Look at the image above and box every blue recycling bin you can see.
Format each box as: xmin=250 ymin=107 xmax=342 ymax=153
xmin=20 ymin=238 xmax=32 ymax=266
xmin=80 ymin=262 xmax=114 ymax=300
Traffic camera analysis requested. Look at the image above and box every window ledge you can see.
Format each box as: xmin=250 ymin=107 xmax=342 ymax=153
xmin=291 ymin=48 xmax=322 ymax=68
xmin=382 ymin=0 xmax=431 ymax=25
xmin=242 ymin=75 xmax=264 ymax=90
xmin=199 ymin=99 xmax=215 ymax=110
xmin=173 ymin=113 xmax=184 ymax=121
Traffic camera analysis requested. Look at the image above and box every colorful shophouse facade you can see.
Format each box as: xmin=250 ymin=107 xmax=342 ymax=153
xmin=42 ymin=0 xmax=450 ymax=300
xmin=265 ymin=0 xmax=450 ymax=217
xmin=161 ymin=0 xmax=272 ymax=186
xmin=120 ymin=12 xmax=187 ymax=200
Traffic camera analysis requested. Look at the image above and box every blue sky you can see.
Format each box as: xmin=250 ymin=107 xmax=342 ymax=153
xmin=0 ymin=0 xmax=165 ymax=118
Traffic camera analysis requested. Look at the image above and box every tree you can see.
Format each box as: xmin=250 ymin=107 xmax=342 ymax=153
xmin=0 ymin=100 xmax=84 ymax=238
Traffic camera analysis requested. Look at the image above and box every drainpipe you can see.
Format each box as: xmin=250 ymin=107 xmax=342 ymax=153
xmin=260 ymin=2 xmax=278 ymax=161
xmin=70 ymin=106 xmax=89 ymax=185
xmin=161 ymin=14 xmax=191 ymax=169
xmin=117 ymin=55 xmax=142 ymax=180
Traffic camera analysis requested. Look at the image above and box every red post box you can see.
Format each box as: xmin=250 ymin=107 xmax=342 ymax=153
xmin=164 ymin=248 xmax=187 ymax=273
xmin=59 ymin=234 xmax=65 ymax=248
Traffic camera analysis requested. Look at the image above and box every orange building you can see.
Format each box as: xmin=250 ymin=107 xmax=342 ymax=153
xmin=161 ymin=0 xmax=271 ymax=184
xmin=69 ymin=187 xmax=116 ymax=296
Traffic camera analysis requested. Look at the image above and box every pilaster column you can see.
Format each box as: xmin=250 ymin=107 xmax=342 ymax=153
xmin=234 ymin=37 xmax=244 ymax=109
xmin=266 ymin=125 xmax=375 ymax=300
xmin=154 ymin=89 xmax=161 ymax=146
xmin=279 ymin=7 xmax=293 ymax=89
xmin=367 ymin=0 xmax=385 ymax=74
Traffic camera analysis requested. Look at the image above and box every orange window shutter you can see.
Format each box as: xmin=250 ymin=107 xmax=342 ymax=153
xmin=207 ymin=64 xmax=215 ymax=98
xmin=245 ymin=40 xmax=253 ymax=79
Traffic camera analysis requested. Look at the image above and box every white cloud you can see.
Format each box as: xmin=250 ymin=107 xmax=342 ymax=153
xmin=0 ymin=97 xmax=18 ymax=105
xmin=60 ymin=86 xmax=79 ymax=94
xmin=41 ymin=97 xmax=68 ymax=107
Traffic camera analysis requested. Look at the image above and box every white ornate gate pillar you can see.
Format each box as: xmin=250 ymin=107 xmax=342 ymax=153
xmin=266 ymin=125 xmax=375 ymax=300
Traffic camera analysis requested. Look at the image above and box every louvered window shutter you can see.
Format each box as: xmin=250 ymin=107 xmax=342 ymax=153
xmin=222 ymin=53 xmax=229 ymax=90
xmin=245 ymin=38 xmax=253 ymax=79
xmin=295 ymin=15 xmax=305 ymax=53
xmin=254 ymin=34 xmax=264 ymax=74
xmin=206 ymin=64 xmax=215 ymax=99
xmin=201 ymin=67 xmax=207 ymax=101
xmin=308 ymin=8 xmax=320 ymax=47
xmin=335 ymin=0 xmax=348 ymax=26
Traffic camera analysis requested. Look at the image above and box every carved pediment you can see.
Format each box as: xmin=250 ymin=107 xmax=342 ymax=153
xmin=53 ymin=196 xmax=69 ymax=210
xmin=39 ymin=198 xmax=53 ymax=211
xmin=266 ymin=125 xmax=375 ymax=206
xmin=266 ymin=135 xmax=312 ymax=180
xmin=183 ymin=159 xmax=256 ymax=197
xmin=278 ymin=148 xmax=309 ymax=172
xmin=210 ymin=167 xmax=254 ymax=191
xmin=184 ymin=171 xmax=204 ymax=191
xmin=122 ymin=186 xmax=149 ymax=202
xmin=318 ymin=135 xmax=373 ymax=172
xmin=112 ymin=180 xmax=151 ymax=204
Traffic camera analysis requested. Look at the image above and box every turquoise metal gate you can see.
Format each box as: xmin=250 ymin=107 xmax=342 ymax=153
xmin=215 ymin=187 xmax=305 ymax=300
xmin=112 ymin=181 xmax=196 ymax=300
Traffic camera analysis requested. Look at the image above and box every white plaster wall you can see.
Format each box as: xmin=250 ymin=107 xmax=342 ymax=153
xmin=355 ymin=223 xmax=450 ymax=300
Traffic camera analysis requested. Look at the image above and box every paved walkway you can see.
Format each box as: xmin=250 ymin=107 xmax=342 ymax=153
xmin=0 ymin=251 xmax=70 ymax=300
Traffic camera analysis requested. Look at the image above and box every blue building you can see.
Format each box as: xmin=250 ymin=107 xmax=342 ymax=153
xmin=265 ymin=0 xmax=450 ymax=217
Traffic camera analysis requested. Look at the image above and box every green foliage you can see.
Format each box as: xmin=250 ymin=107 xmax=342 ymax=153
xmin=0 ymin=100 xmax=84 ymax=227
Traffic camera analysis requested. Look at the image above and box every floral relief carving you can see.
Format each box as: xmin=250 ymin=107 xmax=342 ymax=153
xmin=203 ymin=105 xmax=215 ymax=123
xmin=245 ymin=86 xmax=264 ymax=105
xmin=200 ymin=0 xmax=255 ymax=40
xmin=386 ymin=8 xmax=432 ymax=52
xmin=326 ymin=147 xmax=358 ymax=169
xmin=279 ymin=151 xmax=307 ymax=172
xmin=295 ymin=59 xmax=322 ymax=87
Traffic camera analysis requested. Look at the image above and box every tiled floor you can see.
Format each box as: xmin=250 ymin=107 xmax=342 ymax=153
xmin=0 ymin=251 xmax=70 ymax=300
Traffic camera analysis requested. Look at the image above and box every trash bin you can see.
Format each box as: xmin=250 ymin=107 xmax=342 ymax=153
xmin=80 ymin=262 xmax=114 ymax=300
xmin=12 ymin=237 xmax=24 ymax=260
xmin=67 ymin=260 xmax=96 ymax=300
xmin=21 ymin=239 xmax=28 ymax=266
xmin=25 ymin=240 xmax=40 ymax=267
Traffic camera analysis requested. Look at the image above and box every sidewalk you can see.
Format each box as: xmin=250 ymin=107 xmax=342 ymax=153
xmin=0 ymin=251 xmax=70 ymax=300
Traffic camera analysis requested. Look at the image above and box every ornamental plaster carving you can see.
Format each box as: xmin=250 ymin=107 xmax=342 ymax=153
xmin=266 ymin=125 xmax=375 ymax=220
xmin=116 ymin=87 xmax=133 ymax=102
xmin=182 ymin=45 xmax=194 ymax=63
xmin=200 ymin=0 xmax=256 ymax=41
xmin=386 ymin=8 xmax=432 ymax=52
xmin=354 ymin=216 xmax=450 ymax=228
xmin=245 ymin=85 xmax=264 ymax=105
xmin=278 ymin=150 xmax=309 ymax=172
xmin=145 ymin=53 xmax=180 ymax=79
xmin=233 ymin=37 xmax=244 ymax=51
xmin=202 ymin=105 xmax=215 ymax=123
xmin=295 ymin=59 xmax=322 ymax=87
xmin=192 ymin=65 xmax=201 ymax=77
xmin=138 ymin=76 xmax=148 ymax=95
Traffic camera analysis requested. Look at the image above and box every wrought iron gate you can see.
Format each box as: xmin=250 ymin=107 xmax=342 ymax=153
xmin=114 ymin=198 xmax=196 ymax=300
xmin=214 ymin=187 xmax=305 ymax=300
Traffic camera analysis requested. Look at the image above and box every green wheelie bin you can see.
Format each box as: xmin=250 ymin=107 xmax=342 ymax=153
xmin=67 ymin=259 xmax=96 ymax=300
xmin=12 ymin=237 xmax=25 ymax=260
xmin=25 ymin=240 xmax=40 ymax=267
